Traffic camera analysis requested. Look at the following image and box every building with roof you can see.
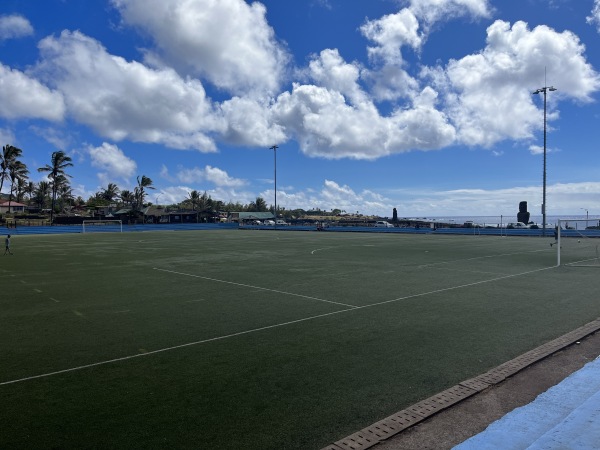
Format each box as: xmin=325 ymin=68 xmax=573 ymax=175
xmin=227 ymin=211 xmax=275 ymax=224
xmin=0 ymin=201 xmax=27 ymax=214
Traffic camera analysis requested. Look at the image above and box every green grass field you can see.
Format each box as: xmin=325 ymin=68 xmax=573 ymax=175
xmin=2 ymin=229 xmax=600 ymax=449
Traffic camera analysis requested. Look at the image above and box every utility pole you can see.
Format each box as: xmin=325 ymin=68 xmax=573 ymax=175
xmin=270 ymin=145 xmax=278 ymax=229
xmin=532 ymin=81 xmax=557 ymax=237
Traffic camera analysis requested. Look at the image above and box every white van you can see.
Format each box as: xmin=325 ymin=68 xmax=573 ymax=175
xmin=375 ymin=221 xmax=394 ymax=228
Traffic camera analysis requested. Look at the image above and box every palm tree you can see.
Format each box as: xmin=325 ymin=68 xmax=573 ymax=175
xmin=188 ymin=190 xmax=200 ymax=210
xmin=198 ymin=191 xmax=213 ymax=211
xmin=57 ymin=182 xmax=74 ymax=212
xmin=24 ymin=181 xmax=36 ymax=203
xmin=1 ymin=144 xmax=23 ymax=196
xmin=38 ymin=151 xmax=73 ymax=224
xmin=34 ymin=181 xmax=51 ymax=210
xmin=8 ymin=160 xmax=29 ymax=209
xmin=134 ymin=175 xmax=154 ymax=210
xmin=15 ymin=177 xmax=27 ymax=203
xmin=120 ymin=190 xmax=134 ymax=208
xmin=101 ymin=183 xmax=120 ymax=203
xmin=52 ymin=174 xmax=70 ymax=211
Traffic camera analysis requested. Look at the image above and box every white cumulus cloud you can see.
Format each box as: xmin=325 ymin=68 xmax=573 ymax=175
xmin=0 ymin=63 xmax=65 ymax=121
xmin=0 ymin=14 xmax=34 ymax=41
xmin=176 ymin=165 xmax=246 ymax=187
xmin=35 ymin=30 xmax=223 ymax=151
xmin=432 ymin=20 xmax=600 ymax=147
xmin=110 ymin=0 xmax=290 ymax=95
xmin=587 ymin=0 xmax=600 ymax=32
xmin=88 ymin=142 xmax=137 ymax=182
xmin=407 ymin=0 xmax=492 ymax=29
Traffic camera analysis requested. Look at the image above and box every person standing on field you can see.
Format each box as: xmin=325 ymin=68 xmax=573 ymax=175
xmin=550 ymin=226 xmax=558 ymax=247
xmin=4 ymin=234 xmax=12 ymax=255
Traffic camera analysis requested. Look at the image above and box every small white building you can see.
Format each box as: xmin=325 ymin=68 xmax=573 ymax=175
xmin=0 ymin=201 xmax=27 ymax=214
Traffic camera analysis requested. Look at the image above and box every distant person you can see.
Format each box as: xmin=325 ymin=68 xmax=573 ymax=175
xmin=4 ymin=234 xmax=12 ymax=255
xmin=550 ymin=226 xmax=558 ymax=247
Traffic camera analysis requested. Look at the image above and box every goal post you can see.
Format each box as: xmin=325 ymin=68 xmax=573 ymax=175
xmin=556 ymin=218 xmax=600 ymax=267
xmin=82 ymin=220 xmax=123 ymax=233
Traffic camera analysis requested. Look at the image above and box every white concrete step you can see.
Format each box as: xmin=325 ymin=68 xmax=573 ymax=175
xmin=454 ymin=357 xmax=600 ymax=449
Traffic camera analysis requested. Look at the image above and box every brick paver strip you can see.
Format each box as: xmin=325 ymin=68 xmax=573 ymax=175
xmin=320 ymin=317 xmax=600 ymax=450
xmin=334 ymin=429 xmax=380 ymax=450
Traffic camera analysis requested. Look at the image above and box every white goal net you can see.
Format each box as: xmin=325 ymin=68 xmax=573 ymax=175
xmin=82 ymin=220 xmax=123 ymax=233
xmin=556 ymin=218 xmax=600 ymax=267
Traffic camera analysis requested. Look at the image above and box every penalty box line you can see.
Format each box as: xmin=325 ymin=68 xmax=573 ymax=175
xmin=153 ymin=267 xmax=358 ymax=309
xmin=1 ymin=264 xmax=556 ymax=387
xmin=416 ymin=248 xmax=550 ymax=269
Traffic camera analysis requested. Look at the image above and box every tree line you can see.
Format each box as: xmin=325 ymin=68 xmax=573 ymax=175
xmin=1 ymin=145 xmax=163 ymax=222
xmin=1 ymin=144 xmax=313 ymax=221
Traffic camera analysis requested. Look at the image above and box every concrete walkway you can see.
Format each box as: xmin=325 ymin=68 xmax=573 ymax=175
xmin=454 ymin=356 xmax=600 ymax=449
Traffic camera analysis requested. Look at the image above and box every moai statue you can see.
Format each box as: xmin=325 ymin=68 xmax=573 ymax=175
xmin=517 ymin=201 xmax=530 ymax=224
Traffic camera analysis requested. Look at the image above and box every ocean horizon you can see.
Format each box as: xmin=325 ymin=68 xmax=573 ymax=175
xmin=404 ymin=215 xmax=600 ymax=227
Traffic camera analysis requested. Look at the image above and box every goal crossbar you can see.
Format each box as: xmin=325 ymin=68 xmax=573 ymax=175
xmin=82 ymin=220 xmax=123 ymax=233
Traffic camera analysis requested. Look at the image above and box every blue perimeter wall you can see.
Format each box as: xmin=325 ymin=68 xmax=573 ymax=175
xmin=5 ymin=223 xmax=238 ymax=235
xmin=5 ymin=222 xmax=600 ymax=237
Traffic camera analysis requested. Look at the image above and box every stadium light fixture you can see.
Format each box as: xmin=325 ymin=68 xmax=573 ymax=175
xmin=270 ymin=145 xmax=279 ymax=229
xmin=532 ymin=84 xmax=557 ymax=237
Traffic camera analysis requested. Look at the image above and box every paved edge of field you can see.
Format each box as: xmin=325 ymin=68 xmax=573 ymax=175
xmin=320 ymin=317 xmax=600 ymax=450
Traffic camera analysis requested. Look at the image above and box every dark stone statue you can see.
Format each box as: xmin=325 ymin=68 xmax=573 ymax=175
xmin=517 ymin=201 xmax=530 ymax=224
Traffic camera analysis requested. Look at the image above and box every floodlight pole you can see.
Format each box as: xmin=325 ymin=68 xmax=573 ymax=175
xmin=581 ymin=208 xmax=588 ymax=220
xmin=270 ymin=145 xmax=278 ymax=229
xmin=532 ymin=84 xmax=557 ymax=237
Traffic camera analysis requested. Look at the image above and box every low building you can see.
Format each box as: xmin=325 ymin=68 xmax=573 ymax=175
xmin=228 ymin=211 xmax=275 ymax=224
xmin=0 ymin=201 xmax=27 ymax=214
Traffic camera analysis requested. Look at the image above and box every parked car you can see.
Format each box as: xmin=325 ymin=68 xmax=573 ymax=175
xmin=275 ymin=219 xmax=289 ymax=226
xmin=263 ymin=220 xmax=275 ymax=225
xmin=507 ymin=222 xmax=529 ymax=229
xmin=375 ymin=221 xmax=394 ymax=228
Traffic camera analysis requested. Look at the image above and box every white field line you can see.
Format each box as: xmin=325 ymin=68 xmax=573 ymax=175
xmin=0 ymin=308 xmax=355 ymax=386
xmin=415 ymin=248 xmax=549 ymax=269
xmin=565 ymin=258 xmax=600 ymax=266
xmin=363 ymin=265 xmax=555 ymax=309
xmin=1 ymin=264 xmax=556 ymax=387
xmin=311 ymin=247 xmax=335 ymax=255
xmin=153 ymin=267 xmax=358 ymax=309
xmin=430 ymin=266 xmax=511 ymax=276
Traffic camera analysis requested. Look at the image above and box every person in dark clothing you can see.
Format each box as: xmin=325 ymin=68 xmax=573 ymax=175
xmin=550 ymin=226 xmax=558 ymax=247
xmin=4 ymin=234 xmax=13 ymax=255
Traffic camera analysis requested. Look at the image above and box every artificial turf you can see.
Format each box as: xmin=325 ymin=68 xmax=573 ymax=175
xmin=2 ymin=229 xmax=600 ymax=449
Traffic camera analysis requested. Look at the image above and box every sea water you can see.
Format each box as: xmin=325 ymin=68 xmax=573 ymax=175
xmin=419 ymin=215 xmax=600 ymax=227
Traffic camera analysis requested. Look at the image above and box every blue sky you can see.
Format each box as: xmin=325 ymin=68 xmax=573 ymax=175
xmin=1 ymin=0 xmax=600 ymax=218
